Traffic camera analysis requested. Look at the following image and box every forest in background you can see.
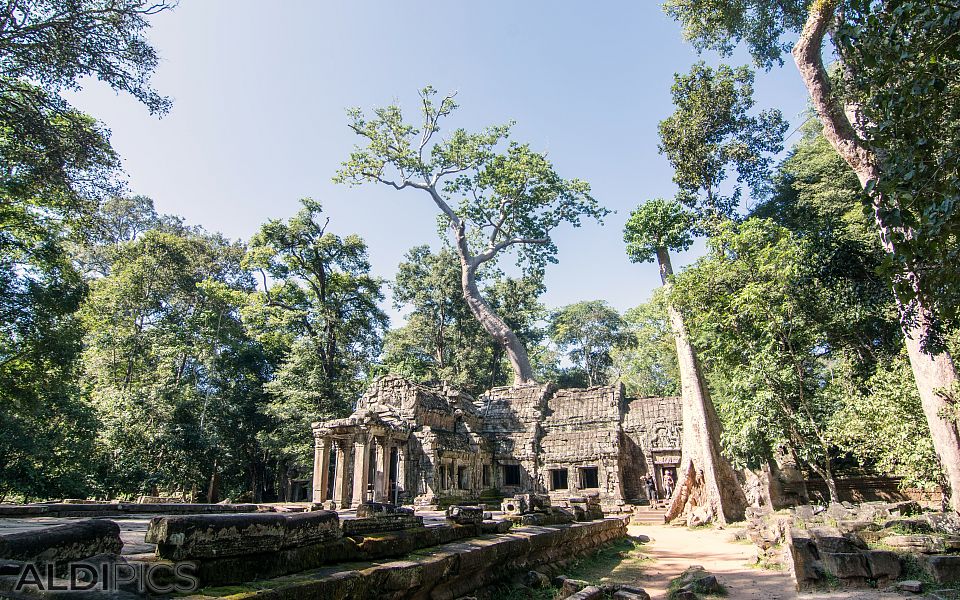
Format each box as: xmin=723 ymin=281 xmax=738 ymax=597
xmin=2 ymin=1 xmax=957 ymax=506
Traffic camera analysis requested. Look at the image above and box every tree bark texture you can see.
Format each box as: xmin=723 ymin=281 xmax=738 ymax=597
xmin=794 ymin=0 xmax=960 ymax=513
xmin=454 ymin=224 xmax=536 ymax=386
xmin=657 ymin=248 xmax=747 ymax=525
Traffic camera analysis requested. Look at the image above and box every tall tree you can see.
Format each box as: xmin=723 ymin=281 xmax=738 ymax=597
xmin=658 ymin=62 xmax=788 ymax=225
xmin=0 ymin=1 xmax=174 ymax=500
xmin=383 ymin=245 xmax=493 ymax=394
xmin=243 ymin=199 xmax=387 ymax=465
xmin=662 ymin=0 xmax=960 ymax=513
xmin=384 ymin=245 xmax=548 ymax=395
xmin=624 ymin=198 xmax=746 ymax=525
xmin=548 ymin=300 xmax=631 ymax=387
xmin=81 ymin=228 xmax=265 ymax=498
xmin=671 ymin=218 xmax=845 ymax=502
xmin=335 ymin=86 xmax=607 ymax=385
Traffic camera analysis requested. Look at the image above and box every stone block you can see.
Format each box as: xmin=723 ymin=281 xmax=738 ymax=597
xmin=501 ymin=496 xmax=527 ymax=515
xmin=820 ymin=552 xmax=870 ymax=580
xmin=921 ymin=555 xmax=960 ymax=584
xmin=898 ymin=580 xmax=923 ymax=593
xmin=146 ymin=511 xmax=341 ymax=560
xmin=280 ymin=510 xmax=342 ymax=547
xmin=341 ymin=514 xmax=423 ymax=536
xmin=566 ymin=585 xmax=602 ymax=600
xmin=809 ymin=527 xmax=865 ymax=553
xmin=0 ymin=519 xmax=122 ymax=562
xmin=865 ymin=549 xmax=901 ymax=581
xmin=559 ymin=577 xmax=589 ymax=596
xmin=524 ymin=570 xmax=550 ymax=588
xmin=445 ymin=505 xmax=487 ymax=525
xmin=355 ymin=502 xmax=413 ymax=518
xmin=612 ymin=587 xmax=650 ymax=600
xmin=882 ymin=534 xmax=945 ymax=553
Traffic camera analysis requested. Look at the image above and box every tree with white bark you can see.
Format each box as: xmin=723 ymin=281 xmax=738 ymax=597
xmin=624 ymin=198 xmax=747 ymax=525
xmin=335 ymin=87 xmax=608 ymax=385
xmin=663 ymin=0 xmax=960 ymax=512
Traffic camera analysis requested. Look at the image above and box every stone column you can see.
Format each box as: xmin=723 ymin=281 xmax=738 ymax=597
xmin=351 ymin=435 xmax=371 ymax=508
xmin=376 ymin=440 xmax=391 ymax=502
xmin=333 ymin=440 xmax=351 ymax=509
xmin=312 ymin=436 xmax=331 ymax=503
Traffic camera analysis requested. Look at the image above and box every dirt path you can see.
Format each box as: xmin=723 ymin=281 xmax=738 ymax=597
xmin=627 ymin=524 xmax=919 ymax=600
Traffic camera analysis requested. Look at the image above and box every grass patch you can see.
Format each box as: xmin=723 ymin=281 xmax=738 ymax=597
xmin=560 ymin=537 xmax=651 ymax=584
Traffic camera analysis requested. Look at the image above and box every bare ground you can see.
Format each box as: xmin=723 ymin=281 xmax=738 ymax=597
xmin=625 ymin=524 xmax=923 ymax=600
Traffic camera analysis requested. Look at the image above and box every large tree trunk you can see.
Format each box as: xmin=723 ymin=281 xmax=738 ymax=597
xmin=658 ymin=248 xmax=747 ymax=525
xmin=794 ymin=1 xmax=960 ymax=513
xmin=454 ymin=228 xmax=536 ymax=386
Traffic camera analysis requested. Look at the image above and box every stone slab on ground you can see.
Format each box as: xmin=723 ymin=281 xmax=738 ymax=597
xmin=0 ymin=519 xmax=122 ymax=561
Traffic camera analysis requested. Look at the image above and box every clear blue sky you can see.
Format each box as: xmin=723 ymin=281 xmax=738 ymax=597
xmin=67 ymin=1 xmax=809 ymax=323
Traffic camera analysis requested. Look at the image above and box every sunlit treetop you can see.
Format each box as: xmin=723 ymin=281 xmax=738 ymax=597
xmin=623 ymin=197 xmax=696 ymax=263
xmin=334 ymin=86 xmax=609 ymax=277
xmin=662 ymin=0 xmax=809 ymax=69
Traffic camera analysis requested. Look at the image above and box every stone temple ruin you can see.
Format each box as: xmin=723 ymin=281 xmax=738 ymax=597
xmin=310 ymin=375 xmax=683 ymax=512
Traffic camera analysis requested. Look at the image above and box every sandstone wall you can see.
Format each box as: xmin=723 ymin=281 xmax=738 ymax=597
xmin=197 ymin=517 xmax=629 ymax=600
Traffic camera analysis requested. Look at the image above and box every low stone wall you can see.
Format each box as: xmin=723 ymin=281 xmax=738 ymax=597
xmin=0 ymin=503 xmax=270 ymax=518
xmin=146 ymin=511 xmax=341 ymax=560
xmin=341 ymin=514 xmax=423 ymax=536
xmin=187 ymin=516 xmax=629 ymax=600
xmin=187 ymin=519 xmax=513 ymax=587
xmin=0 ymin=519 xmax=122 ymax=562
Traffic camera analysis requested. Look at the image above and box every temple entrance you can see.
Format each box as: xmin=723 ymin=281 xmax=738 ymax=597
xmin=389 ymin=446 xmax=400 ymax=504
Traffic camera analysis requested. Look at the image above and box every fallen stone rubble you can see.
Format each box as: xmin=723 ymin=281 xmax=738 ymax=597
xmin=744 ymin=500 xmax=960 ymax=589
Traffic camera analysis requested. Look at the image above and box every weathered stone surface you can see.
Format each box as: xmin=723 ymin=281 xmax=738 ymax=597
xmin=820 ymin=552 xmax=869 ymax=581
xmin=612 ymin=587 xmax=650 ymax=600
xmin=808 ymin=527 xmax=866 ymax=553
xmin=146 ymin=510 xmax=340 ymax=560
xmin=921 ymin=554 xmax=960 ymax=584
xmin=559 ymin=578 xmax=590 ymax=596
xmin=355 ymin=502 xmax=413 ymax=518
xmin=524 ymin=570 xmax=550 ymax=588
xmin=342 ymin=514 xmax=423 ymax=536
xmin=898 ymin=580 xmax=923 ymax=592
xmin=0 ymin=519 xmax=122 ymax=562
xmin=865 ymin=549 xmax=901 ymax=581
xmin=445 ymin=505 xmax=486 ymax=525
xmin=565 ymin=585 xmax=602 ymax=600
xmin=881 ymin=534 xmax=946 ymax=553
xmin=280 ymin=510 xmax=342 ymax=547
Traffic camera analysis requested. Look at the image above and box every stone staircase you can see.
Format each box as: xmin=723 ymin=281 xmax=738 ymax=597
xmin=630 ymin=503 xmax=668 ymax=525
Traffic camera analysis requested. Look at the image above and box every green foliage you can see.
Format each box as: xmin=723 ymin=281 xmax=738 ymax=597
xmin=335 ymin=86 xmax=607 ymax=276
xmin=612 ymin=294 xmax=681 ymax=397
xmin=836 ymin=1 xmax=960 ymax=351
xmin=659 ymin=62 xmax=788 ymax=224
xmin=754 ymin=126 xmax=899 ymax=366
xmin=623 ymin=198 xmax=695 ymax=263
xmin=80 ymin=228 xmax=267 ymax=497
xmin=671 ymin=218 xmax=835 ymax=471
xmin=828 ymin=352 xmax=940 ymax=490
xmin=383 ymin=245 xmax=548 ymax=395
xmin=0 ymin=0 xmax=173 ymax=114
xmin=661 ymin=0 xmax=808 ymax=69
xmin=549 ymin=300 xmax=632 ymax=387
xmin=243 ymin=199 xmax=387 ymax=463
xmin=0 ymin=0 xmax=174 ymax=500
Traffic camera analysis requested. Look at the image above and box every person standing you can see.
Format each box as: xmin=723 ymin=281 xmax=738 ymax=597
xmin=645 ymin=474 xmax=658 ymax=503
xmin=664 ymin=471 xmax=675 ymax=498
